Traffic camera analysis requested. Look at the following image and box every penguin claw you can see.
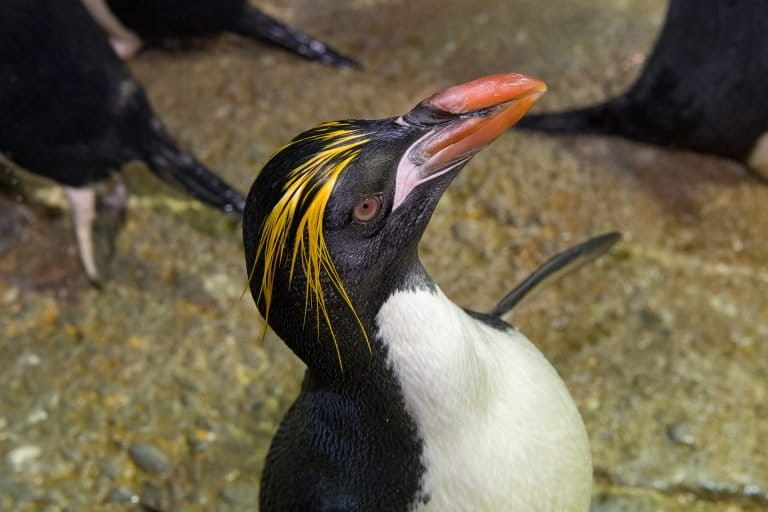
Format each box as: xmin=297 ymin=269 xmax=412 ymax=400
xmin=80 ymin=0 xmax=143 ymax=59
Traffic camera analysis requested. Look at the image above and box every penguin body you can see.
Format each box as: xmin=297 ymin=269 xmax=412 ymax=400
xmin=244 ymin=74 xmax=607 ymax=511
xmin=378 ymin=286 xmax=592 ymax=511
xmin=83 ymin=0 xmax=359 ymax=66
xmin=1 ymin=0 xmax=245 ymax=282
xmin=517 ymin=0 xmax=768 ymax=178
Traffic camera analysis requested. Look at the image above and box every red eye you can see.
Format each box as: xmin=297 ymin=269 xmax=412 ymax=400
xmin=353 ymin=195 xmax=383 ymax=223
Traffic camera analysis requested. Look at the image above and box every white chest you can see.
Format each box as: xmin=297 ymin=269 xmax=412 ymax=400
xmin=376 ymin=288 xmax=592 ymax=512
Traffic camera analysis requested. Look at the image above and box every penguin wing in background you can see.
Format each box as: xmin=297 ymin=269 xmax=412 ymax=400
xmin=137 ymin=113 xmax=246 ymax=216
xmin=489 ymin=232 xmax=620 ymax=318
xmin=102 ymin=0 xmax=360 ymax=68
xmin=233 ymin=5 xmax=360 ymax=68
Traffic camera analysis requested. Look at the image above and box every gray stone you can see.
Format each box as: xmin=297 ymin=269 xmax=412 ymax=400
xmin=99 ymin=456 xmax=124 ymax=480
xmin=128 ymin=443 xmax=171 ymax=475
xmin=140 ymin=483 xmax=170 ymax=511
xmin=220 ymin=481 xmax=259 ymax=506
xmin=104 ymin=487 xmax=139 ymax=504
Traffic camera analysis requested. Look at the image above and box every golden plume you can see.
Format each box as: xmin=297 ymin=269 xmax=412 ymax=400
xmin=249 ymin=122 xmax=370 ymax=370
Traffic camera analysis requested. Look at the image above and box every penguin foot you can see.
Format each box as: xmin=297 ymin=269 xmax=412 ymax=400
xmin=80 ymin=0 xmax=143 ymax=59
xmin=65 ymin=186 xmax=101 ymax=286
xmin=101 ymin=178 xmax=128 ymax=227
xmin=93 ymin=178 xmax=129 ymax=275
xmin=109 ymin=34 xmax=143 ymax=59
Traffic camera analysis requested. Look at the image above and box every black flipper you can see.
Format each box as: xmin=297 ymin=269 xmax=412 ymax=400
xmin=516 ymin=0 xmax=768 ymax=164
xmin=489 ymin=232 xmax=620 ymax=318
xmin=142 ymin=121 xmax=245 ymax=218
xmin=233 ymin=5 xmax=360 ymax=69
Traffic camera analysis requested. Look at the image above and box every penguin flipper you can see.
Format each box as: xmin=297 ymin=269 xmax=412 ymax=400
xmin=142 ymin=121 xmax=245 ymax=218
xmin=233 ymin=5 xmax=360 ymax=69
xmin=489 ymin=232 xmax=620 ymax=318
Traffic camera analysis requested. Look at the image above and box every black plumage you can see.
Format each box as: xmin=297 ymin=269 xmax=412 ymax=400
xmin=243 ymin=74 xmax=608 ymax=511
xmin=103 ymin=0 xmax=359 ymax=67
xmin=0 ymin=0 xmax=245 ymax=282
xmin=517 ymin=0 xmax=768 ymax=177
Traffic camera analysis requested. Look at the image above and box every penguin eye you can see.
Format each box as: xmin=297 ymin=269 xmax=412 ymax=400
xmin=352 ymin=195 xmax=383 ymax=223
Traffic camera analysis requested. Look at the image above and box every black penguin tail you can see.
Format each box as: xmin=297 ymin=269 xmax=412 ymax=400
xmin=232 ymin=5 xmax=360 ymax=69
xmin=515 ymin=100 xmax=623 ymax=136
xmin=490 ymin=232 xmax=621 ymax=318
xmin=142 ymin=126 xmax=245 ymax=218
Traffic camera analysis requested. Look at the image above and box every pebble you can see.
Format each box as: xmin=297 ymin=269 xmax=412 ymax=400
xmin=104 ymin=487 xmax=139 ymax=504
xmin=180 ymin=392 xmax=201 ymax=410
xmin=18 ymin=353 xmax=41 ymax=366
xmin=7 ymin=445 xmax=41 ymax=471
xmin=665 ymin=423 xmax=696 ymax=447
xmin=26 ymin=409 xmax=48 ymax=424
xmin=140 ymin=483 xmax=170 ymax=511
xmin=187 ymin=426 xmax=216 ymax=453
xmin=128 ymin=443 xmax=171 ymax=475
xmin=220 ymin=481 xmax=259 ymax=506
xmin=100 ymin=457 xmax=125 ymax=481
xmin=41 ymin=490 xmax=64 ymax=504
xmin=1 ymin=286 xmax=19 ymax=305
xmin=175 ymin=371 xmax=205 ymax=392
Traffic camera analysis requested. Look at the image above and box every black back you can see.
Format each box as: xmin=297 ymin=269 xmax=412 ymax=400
xmin=106 ymin=0 xmax=244 ymax=41
xmin=104 ymin=0 xmax=359 ymax=67
xmin=517 ymin=0 xmax=768 ymax=161
xmin=0 ymin=0 xmax=140 ymax=185
xmin=0 ymin=0 xmax=245 ymax=214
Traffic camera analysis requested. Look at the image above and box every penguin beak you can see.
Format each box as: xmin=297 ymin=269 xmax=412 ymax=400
xmin=393 ymin=73 xmax=546 ymax=210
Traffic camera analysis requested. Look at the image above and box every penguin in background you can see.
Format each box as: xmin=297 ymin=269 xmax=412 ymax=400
xmin=81 ymin=0 xmax=359 ymax=67
xmin=516 ymin=0 xmax=768 ymax=179
xmin=0 ymin=0 xmax=246 ymax=284
xmin=243 ymin=73 xmax=620 ymax=511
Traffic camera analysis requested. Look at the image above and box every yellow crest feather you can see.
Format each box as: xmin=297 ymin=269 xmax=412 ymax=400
xmin=249 ymin=122 xmax=371 ymax=370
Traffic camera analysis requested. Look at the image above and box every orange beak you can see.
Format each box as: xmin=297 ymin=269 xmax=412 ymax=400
xmin=393 ymin=73 xmax=546 ymax=209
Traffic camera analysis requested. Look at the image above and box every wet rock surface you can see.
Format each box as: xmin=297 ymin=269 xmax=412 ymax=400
xmin=1 ymin=0 xmax=767 ymax=510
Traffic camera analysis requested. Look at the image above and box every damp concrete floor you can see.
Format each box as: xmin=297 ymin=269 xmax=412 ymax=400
xmin=1 ymin=0 xmax=767 ymax=510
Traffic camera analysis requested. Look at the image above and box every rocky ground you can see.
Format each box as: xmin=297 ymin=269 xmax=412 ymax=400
xmin=1 ymin=0 xmax=767 ymax=510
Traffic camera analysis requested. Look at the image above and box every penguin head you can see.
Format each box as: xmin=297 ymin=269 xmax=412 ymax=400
xmin=243 ymin=74 xmax=545 ymax=375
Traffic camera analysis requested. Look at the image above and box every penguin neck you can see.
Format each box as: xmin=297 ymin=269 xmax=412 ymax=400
xmin=264 ymin=247 xmax=431 ymax=383
xmin=298 ymin=257 xmax=445 ymax=411
xmin=374 ymin=280 xmax=495 ymax=420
